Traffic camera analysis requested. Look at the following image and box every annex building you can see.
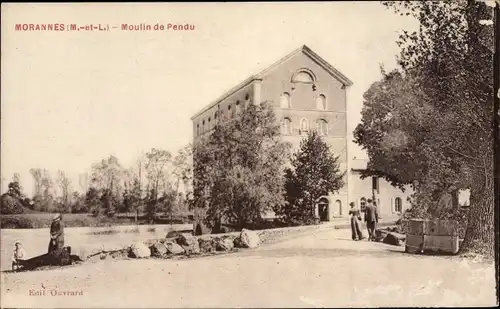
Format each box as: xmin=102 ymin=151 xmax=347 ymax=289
xmin=191 ymin=45 xmax=413 ymax=222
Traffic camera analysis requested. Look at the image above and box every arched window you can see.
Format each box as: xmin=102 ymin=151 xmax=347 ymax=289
xmin=316 ymin=94 xmax=327 ymax=110
xmin=360 ymin=197 xmax=367 ymax=212
xmin=208 ymin=117 xmax=211 ymax=130
xmin=395 ymin=197 xmax=402 ymax=213
xmin=236 ymin=100 xmax=241 ymax=114
xmin=202 ymin=120 xmax=206 ymax=133
xmin=292 ymin=70 xmax=315 ymax=84
xmin=336 ymin=200 xmax=342 ymax=216
xmin=196 ymin=124 xmax=200 ymax=136
xmin=280 ymin=92 xmax=291 ymax=109
xmin=300 ymin=118 xmax=309 ymax=135
xmin=316 ymin=119 xmax=328 ymax=136
xmin=281 ymin=118 xmax=292 ymax=135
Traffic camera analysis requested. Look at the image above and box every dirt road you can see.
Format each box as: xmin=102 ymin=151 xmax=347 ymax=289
xmin=1 ymin=229 xmax=496 ymax=308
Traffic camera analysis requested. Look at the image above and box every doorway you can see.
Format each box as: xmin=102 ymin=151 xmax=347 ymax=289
xmin=318 ymin=198 xmax=329 ymax=222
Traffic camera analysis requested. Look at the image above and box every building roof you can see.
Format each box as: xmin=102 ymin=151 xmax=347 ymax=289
xmin=191 ymin=45 xmax=354 ymax=120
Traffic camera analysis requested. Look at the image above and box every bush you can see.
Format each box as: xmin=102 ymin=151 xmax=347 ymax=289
xmin=1 ymin=194 xmax=27 ymax=214
xmin=0 ymin=216 xmax=35 ymax=228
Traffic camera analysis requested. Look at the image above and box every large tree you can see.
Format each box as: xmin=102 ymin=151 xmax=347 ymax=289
xmin=31 ymin=169 xmax=56 ymax=212
xmin=193 ymin=102 xmax=291 ymax=230
xmin=122 ymin=179 xmax=143 ymax=217
xmin=30 ymin=168 xmax=43 ymax=197
xmin=278 ymin=131 xmax=345 ymax=225
xmin=90 ymin=155 xmax=125 ymax=216
xmin=144 ymin=148 xmax=172 ymax=222
xmin=56 ymin=170 xmax=72 ymax=213
xmin=354 ymin=0 xmax=495 ymax=256
xmin=170 ymin=144 xmax=193 ymax=220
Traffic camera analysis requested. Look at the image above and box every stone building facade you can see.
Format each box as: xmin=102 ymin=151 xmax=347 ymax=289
xmin=191 ymin=45 xmax=412 ymax=224
xmin=349 ymin=158 xmax=414 ymax=218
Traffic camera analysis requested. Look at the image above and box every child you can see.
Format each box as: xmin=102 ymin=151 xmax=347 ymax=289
xmin=11 ymin=241 xmax=27 ymax=271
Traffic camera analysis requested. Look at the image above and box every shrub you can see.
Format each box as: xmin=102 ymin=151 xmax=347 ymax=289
xmin=0 ymin=216 xmax=35 ymax=228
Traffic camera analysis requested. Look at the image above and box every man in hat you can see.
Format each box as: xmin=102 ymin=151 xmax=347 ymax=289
xmin=364 ymin=199 xmax=379 ymax=241
xmin=48 ymin=213 xmax=65 ymax=254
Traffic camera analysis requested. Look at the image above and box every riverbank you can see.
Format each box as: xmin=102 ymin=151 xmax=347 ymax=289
xmin=0 ymin=224 xmax=192 ymax=271
xmin=0 ymin=213 xmax=192 ymax=229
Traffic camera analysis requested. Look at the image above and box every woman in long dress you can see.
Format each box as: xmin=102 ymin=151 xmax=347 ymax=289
xmin=48 ymin=213 xmax=64 ymax=254
xmin=349 ymin=202 xmax=364 ymax=241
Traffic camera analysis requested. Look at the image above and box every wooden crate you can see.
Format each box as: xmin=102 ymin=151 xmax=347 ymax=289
xmin=424 ymin=219 xmax=458 ymax=236
xmin=407 ymin=219 xmax=426 ymax=236
xmin=405 ymin=234 xmax=424 ymax=254
xmin=423 ymin=235 xmax=460 ymax=254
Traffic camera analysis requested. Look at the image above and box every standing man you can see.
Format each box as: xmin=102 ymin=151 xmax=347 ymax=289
xmin=364 ymin=199 xmax=379 ymax=241
xmin=48 ymin=213 xmax=65 ymax=254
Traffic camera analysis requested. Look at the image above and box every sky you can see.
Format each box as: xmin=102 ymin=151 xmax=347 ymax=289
xmin=1 ymin=2 xmax=418 ymax=196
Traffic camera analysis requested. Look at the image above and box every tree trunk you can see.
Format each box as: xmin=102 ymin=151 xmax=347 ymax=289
xmin=459 ymin=179 xmax=494 ymax=258
xmin=172 ymin=178 xmax=180 ymax=227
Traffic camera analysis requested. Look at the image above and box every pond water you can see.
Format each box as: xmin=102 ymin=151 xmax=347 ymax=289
xmin=0 ymin=224 xmax=192 ymax=271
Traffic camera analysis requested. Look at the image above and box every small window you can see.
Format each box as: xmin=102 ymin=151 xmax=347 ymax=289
xmin=202 ymin=120 xmax=205 ymax=133
xmin=372 ymin=177 xmax=379 ymax=193
xmin=281 ymin=118 xmax=292 ymax=135
xmin=395 ymin=197 xmax=402 ymax=213
xmin=208 ymin=118 xmax=211 ymax=130
xmin=280 ymin=93 xmax=291 ymax=109
xmin=236 ymin=101 xmax=240 ymax=114
xmin=196 ymin=124 xmax=200 ymax=136
xmin=316 ymin=119 xmax=328 ymax=136
xmin=245 ymin=94 xmax=251 ymax=109
xmin=316 ymin=94 xmax=327 ymax=110
xmin=360 ymin=197 xmax=367 ymax=212
xmin=300 ymin=118 xmax=309 ymax=135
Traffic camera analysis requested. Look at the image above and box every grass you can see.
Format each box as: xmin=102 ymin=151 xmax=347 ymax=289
xmin=1 ymin=213 xmax=151 ymax=229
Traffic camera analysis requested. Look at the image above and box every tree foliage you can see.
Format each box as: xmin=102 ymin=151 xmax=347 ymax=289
xmin=193 ymin=102 xmax=291 ymax=229
xmin=0 ymin=181 xmax=32 ymax=214
xmin=277 ymin=131 xmax=345 ymax=225
xmin=144 ymin=148 xmax=172 ymax=222
xmin=57 ymin=170 xmax=72 ymax=212
xmin=355 ymin=0 xmax=495 ymax=256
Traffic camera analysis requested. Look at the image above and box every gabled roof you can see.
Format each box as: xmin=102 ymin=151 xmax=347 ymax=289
xmin=191 ymin=45 xmax=353 ymax=120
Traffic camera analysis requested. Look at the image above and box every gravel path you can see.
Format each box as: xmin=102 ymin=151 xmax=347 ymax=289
xmin=1 ymin=228 xmax=496 ymax=308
